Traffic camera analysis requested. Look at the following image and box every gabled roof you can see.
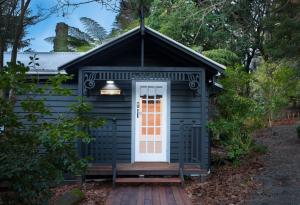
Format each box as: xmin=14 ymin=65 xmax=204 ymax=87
xmin=58 ymin=26 xmax=225 ymax=73
xmin=145 ymin=27 xmax=225 ymax=72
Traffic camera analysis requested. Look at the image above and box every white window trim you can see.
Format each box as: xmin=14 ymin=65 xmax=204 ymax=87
xmin=131 ymin=80 xmax=170 ymax=163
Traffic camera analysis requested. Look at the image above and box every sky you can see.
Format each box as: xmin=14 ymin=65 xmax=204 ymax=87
xmin=26 ymin=0 xmax=117 ymax=52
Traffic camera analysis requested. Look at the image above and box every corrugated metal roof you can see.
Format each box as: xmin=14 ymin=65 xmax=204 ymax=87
xmin=3 ymin=52 xmax=83 ymax=74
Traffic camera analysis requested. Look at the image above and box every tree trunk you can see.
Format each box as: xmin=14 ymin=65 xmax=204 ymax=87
xmin=0 ymin=39 xmax=4 ymax=99
xmin=10 ymin=0 xmax=31 ymax=65
xmin=0 ymin=39 xmax=4 ymax=69
xmin=268 ymin=116 xmax=272 ymax=128
xmin=9 ymin=0 xmax=31 ymax=105
xmin=245 ymin=48 xmax=256 ymax=73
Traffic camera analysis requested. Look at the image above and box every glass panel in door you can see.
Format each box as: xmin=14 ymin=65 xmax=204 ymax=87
xmin=135 ymin=82 xmax=167 ymax=161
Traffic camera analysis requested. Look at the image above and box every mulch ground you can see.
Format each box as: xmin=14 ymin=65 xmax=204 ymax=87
xmin=50 ymin=123 xmax=300 ymax=205
xmin=185 ymin=154 xmax=264 ymax=205
xmin=185 ymin=123 xmax=300 ymax=205
xmin=248 ymin=123 xmax=300 ymax=205
xmin=50 ymin=181 xmax=112 ymax=205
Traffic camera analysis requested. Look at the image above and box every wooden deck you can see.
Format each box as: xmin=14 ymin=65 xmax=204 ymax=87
xmin=105 ymin=185 xmax=192 ymax=205
xmin=86 ymin=162 xmax=206 ymax=176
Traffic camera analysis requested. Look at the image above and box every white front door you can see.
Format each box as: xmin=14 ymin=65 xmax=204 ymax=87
xmin=135 ymin=82 xmax=168 ymax=162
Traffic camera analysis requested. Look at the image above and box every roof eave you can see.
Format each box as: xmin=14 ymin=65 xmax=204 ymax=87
xmin=58 ymin=27 xmax=140 ymax=71
xmin=144 ymin=27 xmax=225 ymax=74
xmin=58 ymin=26 xmax=226 ymax=74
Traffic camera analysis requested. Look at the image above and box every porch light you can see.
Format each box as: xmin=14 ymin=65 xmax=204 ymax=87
xmin=100 ymin=81 xmax=121 ymax=95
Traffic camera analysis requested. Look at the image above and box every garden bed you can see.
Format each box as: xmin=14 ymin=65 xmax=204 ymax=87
xmin=50 ymin=124 xmax=299 ymax=205
xmin=185 ymin=123 xmax=299 ymax=205
xmin=50 ymin=181 xmax=111 ymax=205
xmin=185 ymin=154 xmax=264 ymax=205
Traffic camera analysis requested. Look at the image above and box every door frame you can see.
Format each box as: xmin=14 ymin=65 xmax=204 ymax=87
xmin=131 ymin=80 xmax=170 ymax=163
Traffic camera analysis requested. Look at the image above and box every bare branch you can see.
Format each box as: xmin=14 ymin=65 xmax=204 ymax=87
xmin=0 ymin=0 xmax=8 ymax=5
xmin=54 ymin=0 xmax=120 ymax=15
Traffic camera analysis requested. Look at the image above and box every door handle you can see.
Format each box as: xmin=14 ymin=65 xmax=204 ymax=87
xmin=137 ymin=101 xmax=140 ymax=118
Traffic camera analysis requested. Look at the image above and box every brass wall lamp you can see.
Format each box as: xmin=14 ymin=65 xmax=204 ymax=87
xmin=100 ymin=81 xmax=121 ymax=95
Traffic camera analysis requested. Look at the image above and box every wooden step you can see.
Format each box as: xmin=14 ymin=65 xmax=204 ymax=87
xmin=115 ymin=177 xmax=182 ymax=184
xmin=86 ymin=163 xmax=206 ymax=176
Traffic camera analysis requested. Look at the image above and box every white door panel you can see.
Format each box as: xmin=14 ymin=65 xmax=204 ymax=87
xmin=134 ymin=82 xmax=168 ymax=162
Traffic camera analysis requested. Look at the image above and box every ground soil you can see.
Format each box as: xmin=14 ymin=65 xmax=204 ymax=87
xmin=185 ymin=153 xmax=263 ymax=205
xmin=50 ymin=181 xmax=111 ymax=205
xmin=248 ymin=124 xmax=300 ymax=205
xmin=50 ymin=123 xmax=300 ymax=205
xmin=185 ymin=123 xmax=300 ymax=205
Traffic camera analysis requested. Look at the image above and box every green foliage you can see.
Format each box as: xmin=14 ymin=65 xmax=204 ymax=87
xmin=225 ymin=133 xmax=254 ymax=163
xmin=202 ymin=49 xmax=240 ymax=67
xmin=209 ymin=61 xmax=297 ymax=161
xmin=146 ymin=0 xmax=272 ymax=71
xmin=253 ymin=144 xmax=268 ymax=154
xmin=45 ymin=17 xmax=107 ymax=52
xmin=145 ymin=0 xmax=300 ymax=72
xmin=252 ymin=61 xmax=299 ymax=127
xmin=264 ymin=0 xmax=300 ymax=62
xmin=0 ymin=61 xmax=105 ymax=204
xmin=80 ymin=17 xmax=107 ymax=42
xmin=70 ymin=188 xmax=85 ymax=198
xmin=147 ymin=0 xmax=229 ymax=49
xmin=111 ymin=0 xmax=154 ymax=34
xmin=209 ymin=67 xmax=264 ymax=162
xmin=55 ymin=188 xmax=85 ymax=205
xmin=67 ymin=35 xmax=93 ymax=52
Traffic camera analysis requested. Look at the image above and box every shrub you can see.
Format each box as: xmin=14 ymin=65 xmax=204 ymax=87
xmin=225 ymin=133 xmax=255 ymax=162
xmin=209 ymin=66 xmax=264 ymax=163
xmin=0 ymin=62 xmax=104 ymax=204
xmin=252 ymin=144 xmax=268 ymax=154
xmin=252 ymin=61 xmax=299 ymax=127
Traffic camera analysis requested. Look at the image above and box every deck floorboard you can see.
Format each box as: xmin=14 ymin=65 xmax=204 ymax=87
xmin=105 ymin=185 xmax=192 ymax=205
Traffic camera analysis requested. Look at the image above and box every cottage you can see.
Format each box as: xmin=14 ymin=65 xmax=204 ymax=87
xmin=9 ymin=25 xmax=225 ymax=186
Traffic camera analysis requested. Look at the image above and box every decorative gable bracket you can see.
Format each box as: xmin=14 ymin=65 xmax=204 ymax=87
xmin=81 ymin=71 xmax=202 ymax=96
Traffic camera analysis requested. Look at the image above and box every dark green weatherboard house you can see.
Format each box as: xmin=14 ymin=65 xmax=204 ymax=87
xmin=12 ymin=25 xmax=225 ymax=184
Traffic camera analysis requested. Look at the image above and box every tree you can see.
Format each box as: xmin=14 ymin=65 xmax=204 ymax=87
xmin=220 ymin=0 xmax=273 ymax=71
xmin=54 ymin=0 xmax=154 ymax=37
xmin=0 ymin=60 xmax=105 ymax=204
xmin=147 ymin=0 xmax=230 ymax=49
xmin=264 ymin=0 xmax=300 ymax=65
xmin=80 ymin=17 xmax=107 ymax=42
xmin=111 ymin=0 xmax=153 ymax=35
xmin=203 ymin=49 xmax=239 ymax=67
xmin=253 ymin=61 xmax=299 ymax=127
xmin=10 ymin=0 xmax=31 ymax=65
xmin=0 ymin=0 xmax=45 ymax=106
xmin=0 ymin=0 xmax=41 ymax=66
xmin=0 ymin=0 xmax=33 ymax=68
xmin=53 ymin=0 xmax=300 ymax=72
xmin=146 ymin=0 xmax=300 ymax=72
xmin=45 ymin=17 xmax=108 ymax=52
xmin=209 ymin=66 xmax=264 ymax=162
xmin=55 ymin=0 xmax=121 ymax=14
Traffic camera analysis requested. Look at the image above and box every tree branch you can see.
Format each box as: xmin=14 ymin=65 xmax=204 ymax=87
xmin=55 ymin=0 xmax=120 ymax=13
